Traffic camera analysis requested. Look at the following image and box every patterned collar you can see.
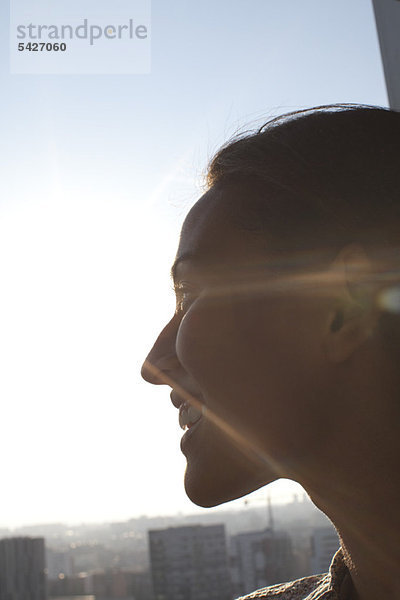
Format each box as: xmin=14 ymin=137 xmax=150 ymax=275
xmin=306 ymin=548 xmax=354 ymax=600
xmin=237 ymin=546 xmax=355 ymax=600
xmin=330 ymin=548 xmax=354 ymax=600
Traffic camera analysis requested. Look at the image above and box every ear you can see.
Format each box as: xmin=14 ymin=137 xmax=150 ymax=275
xmin=324 ymin=244 xmax=378 ymax=363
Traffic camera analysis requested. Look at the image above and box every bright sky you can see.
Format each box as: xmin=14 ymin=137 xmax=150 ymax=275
xmin=0 ymin=0 xmax=388 ymax=528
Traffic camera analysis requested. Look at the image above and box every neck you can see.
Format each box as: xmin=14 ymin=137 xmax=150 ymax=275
xmin=302 ymin=429 xmax=400 ymax=600
xmin=311 ymin=486 xmax=400 ymax=600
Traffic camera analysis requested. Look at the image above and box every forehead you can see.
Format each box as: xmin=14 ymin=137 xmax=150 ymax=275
xmin=176 ymin=186 xmax=267 ymax=268
xmin=179 ymin=188 xmax=230 ymax=254
xmin=172 ymin=187 xmax=334 ymax=299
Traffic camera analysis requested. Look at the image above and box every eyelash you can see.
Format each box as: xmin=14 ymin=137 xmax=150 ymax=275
xmin=173 ymin=284 xmax=197 ymax=314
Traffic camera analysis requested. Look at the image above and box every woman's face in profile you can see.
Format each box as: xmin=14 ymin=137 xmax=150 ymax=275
xmin=142 ymin=186 xmax=331 ymax=507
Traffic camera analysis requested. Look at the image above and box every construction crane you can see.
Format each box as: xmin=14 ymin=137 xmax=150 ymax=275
xmin=243 ymin=493 xmax=275 ymax=534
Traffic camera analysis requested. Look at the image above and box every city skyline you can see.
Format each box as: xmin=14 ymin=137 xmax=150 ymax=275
xmin=0 ymin=495 xmax=338 ymax=600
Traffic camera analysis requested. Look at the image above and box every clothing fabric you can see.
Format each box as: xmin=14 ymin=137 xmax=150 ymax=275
xmin=236 ymin=548 xmax=354 ymax=600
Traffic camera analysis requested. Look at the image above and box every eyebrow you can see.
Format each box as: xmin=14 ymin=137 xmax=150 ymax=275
xmin=170 ymin=253 xmax=281 ymax=285
xmin=170 ymin=253 xmax=196 ymax=284
xmin=170 ymin=252 xmax=212 ymax=284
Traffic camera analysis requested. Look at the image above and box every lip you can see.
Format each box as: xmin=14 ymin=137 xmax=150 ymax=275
xmin=170 ymin=388 xmax=204 ymax=413
xmin=180 ymin=416 xmax=203 ymax=452
xmin=170 ymin=389 xmax=205 ymax=448
xmin=170 ymin=390 xmax=184 ymax=409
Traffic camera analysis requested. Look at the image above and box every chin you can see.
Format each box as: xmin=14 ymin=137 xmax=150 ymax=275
xmin=183 ymin=455 xmax=276 ymax=508
xmin=184 ymin=481 xmax=265 ymax=509
xmin=181 ymin=416 xmax=282 ymax=507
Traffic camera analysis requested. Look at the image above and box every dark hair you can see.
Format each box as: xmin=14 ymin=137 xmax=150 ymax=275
xmin=207 ymin=104 xmax=400 ymax=254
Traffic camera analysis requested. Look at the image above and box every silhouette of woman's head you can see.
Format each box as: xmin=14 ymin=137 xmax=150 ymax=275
xmin=142 ymin=105 xmax=400 ymax=507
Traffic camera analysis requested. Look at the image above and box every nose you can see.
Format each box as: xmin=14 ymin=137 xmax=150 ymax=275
xmin=141 ymin=318 xmax=181 ymax=386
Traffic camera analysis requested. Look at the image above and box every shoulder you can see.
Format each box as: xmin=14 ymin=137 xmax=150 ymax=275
xmin=236 ymin=572 xmax=330 ymax=599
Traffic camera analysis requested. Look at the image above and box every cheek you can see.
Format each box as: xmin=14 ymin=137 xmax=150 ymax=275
xmin=175 ymin=299 xmax=239 ymax=391
xmin=176 ymin=295 xmax=324 ymax=418
xmin=175 ymin=295 xmax=293 ymax=403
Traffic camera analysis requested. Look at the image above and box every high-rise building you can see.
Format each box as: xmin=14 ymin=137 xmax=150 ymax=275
xmin=0 ymin=537 xmax=47 ymax=600
xmin=46 ymin=548 xmax=73 ymax=580
xmin=310 ymin=526 xmax=340 ymax=574
xmin=149 ymin=524 xmax=231 ymax=600
xmin=230 ymin=528 xmax=294 ymax=598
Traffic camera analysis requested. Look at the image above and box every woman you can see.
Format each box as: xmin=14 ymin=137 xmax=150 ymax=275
xmin=141 ymin=104 xmax=400 ymax=600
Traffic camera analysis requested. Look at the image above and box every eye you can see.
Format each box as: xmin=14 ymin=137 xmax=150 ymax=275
xmin=176 ymin=292 xmax=192 ymax=313
xmin=174 ymin=282 xmax=198 ymax=314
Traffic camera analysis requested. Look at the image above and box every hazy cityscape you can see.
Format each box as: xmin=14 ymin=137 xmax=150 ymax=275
xmin=0 ymin=494 xmax=340 ymax=600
